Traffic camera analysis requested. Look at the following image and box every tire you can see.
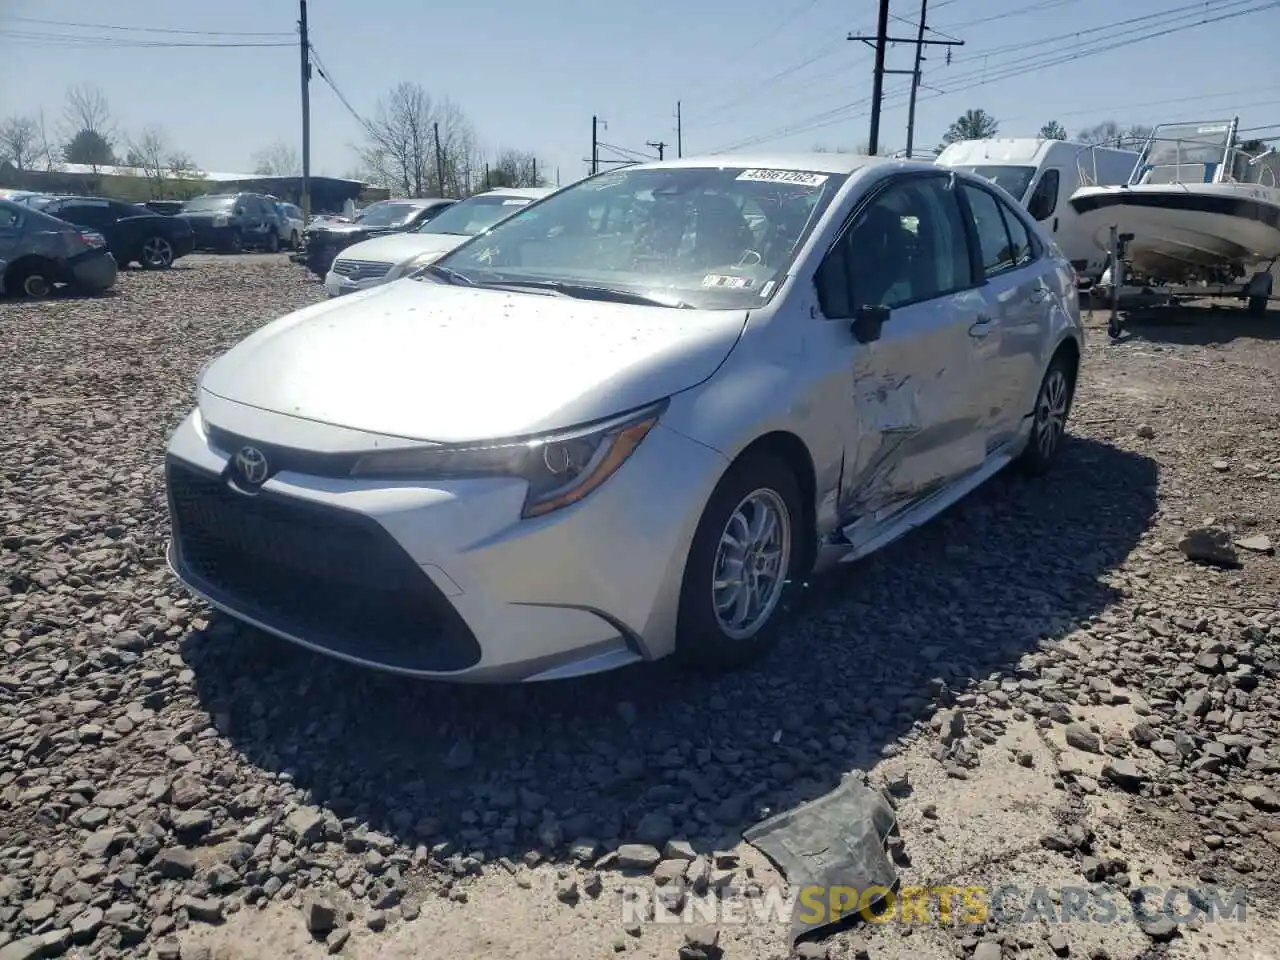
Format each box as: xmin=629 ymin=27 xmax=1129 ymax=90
xmin=6 ymin=260 xmax=56 ymax=298
xmin=290 ymin=230 xmax=300 ymax=250
xmin=264 ymin=230 xmax=280 ymax=253
xmin=1017 ymin=349 xmax=1077 ymax=476
xmin=1247 ymin=295 xmax=1267 ymax=317
xmin=139 ymin=235 xmax=174 ymax=269
xmin=225 ymin=231 xmax=244 ymax=254
xmin=675 ymin=453 xmax=802 ymax=670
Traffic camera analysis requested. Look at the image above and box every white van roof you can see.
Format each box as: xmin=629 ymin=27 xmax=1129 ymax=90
xmin=936 ymin=138 xmax=1138 ymax=166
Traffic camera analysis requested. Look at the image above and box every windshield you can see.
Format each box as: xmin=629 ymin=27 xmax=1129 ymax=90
xmin=1141 ymin=121 xmax=1232 ymax=168
xmin=954 ymin=165 xmax=1035 ymax=201
xmin=433 ymin=166 xmax=846 ymax=310
xmin=183 ymin=196 xmax=236 ymax=213
xmin=355 ymin=201 xmax=421 ymax=227
xmin=417 ymin=195 xmax=533 ymax=236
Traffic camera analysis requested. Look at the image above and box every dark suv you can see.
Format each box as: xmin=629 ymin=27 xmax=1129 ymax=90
xmin=176 ymin=193 xmax=284 ymax=253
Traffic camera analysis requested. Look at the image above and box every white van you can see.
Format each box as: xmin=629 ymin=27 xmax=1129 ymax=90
xmin=935 ymin=138 xmax=1139 ymax=280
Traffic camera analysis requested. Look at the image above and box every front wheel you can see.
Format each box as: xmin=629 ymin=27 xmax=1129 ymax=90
xmin=264 ymin=230 xmax=280 ymax=253
xmin=675 ymin=454 xmax=802 ymax=670
xmin=1017 ymin=351 xmax=1076 ymax=476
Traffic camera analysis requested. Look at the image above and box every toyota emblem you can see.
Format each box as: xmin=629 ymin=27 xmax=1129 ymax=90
xmin=233 ymin=446 xmax=270 ymax=486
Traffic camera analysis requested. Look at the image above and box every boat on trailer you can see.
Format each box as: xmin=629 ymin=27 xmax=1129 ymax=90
xmin=1068 ymin=117 xmax=1280 ymax=319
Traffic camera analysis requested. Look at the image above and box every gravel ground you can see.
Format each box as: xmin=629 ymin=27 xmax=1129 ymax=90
xmin=2 ymin=257 xmax=1279 ymax=960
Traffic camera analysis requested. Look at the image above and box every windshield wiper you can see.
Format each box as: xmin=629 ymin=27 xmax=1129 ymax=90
xmin=477 ymin=279 xmax=693 ymax=308
xmin=417 ymin=263 xmax=475 ymax=286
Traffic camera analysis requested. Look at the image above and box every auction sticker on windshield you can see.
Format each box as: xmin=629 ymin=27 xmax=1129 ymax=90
xmin=736 ymin=169 xmax=829 ymax=186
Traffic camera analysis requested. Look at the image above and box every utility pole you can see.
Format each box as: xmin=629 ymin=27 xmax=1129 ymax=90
xmin=591 ymin=116 xmax=606 ymax=174
xmin=647 ymin=140 xmax=667 ymax=160
xmin=676 ymin=101 xmax=683 ymax=157
xmin=904 ymin=0 xmax=929 ymax=157
xmin=298 ymin=0 xmax=311 ymax=221
xmin=433 ymin=121 xmax=445 ymax=197
xmin=483 ymin=163 xmax=490 ymax=190
xmin=868 ymin=0 xmax=890 ymax=156
xmin=532 ymin=157 xmax=537 ymax=186
xmin=850 ymin=6 xmax=963 ymax=156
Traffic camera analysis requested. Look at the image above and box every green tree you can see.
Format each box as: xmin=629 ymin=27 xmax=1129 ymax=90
xmin=1038 ymin=121 xmax=1067 ymax=141
xmin=63 ymin=128 xmax=115 ymax=166
xmin=939 ymin=109 xmax=999 ymax=149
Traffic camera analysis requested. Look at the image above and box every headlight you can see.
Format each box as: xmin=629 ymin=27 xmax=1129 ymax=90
xmin=407 ymin=250 xmax=447 ymax=272
xmin=212 ymin=214 xmax=229 ymax=227
xmin=349 ymin=401 xmax=666 ymax=518
xmin=194 ymin=359 xmax=215 ymax=401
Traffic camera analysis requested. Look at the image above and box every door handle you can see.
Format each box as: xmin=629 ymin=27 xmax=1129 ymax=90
xmin=1052 ymin=216 xmax=1059 ymax=232
xmin=1028 ymin=286 xmax=1049 ymax=304
xmin=968 ymin=316 xmax=995 ymax=338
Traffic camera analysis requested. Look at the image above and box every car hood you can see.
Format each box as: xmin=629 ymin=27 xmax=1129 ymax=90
xmin=200 ymin=280 xmax=748 ymax=443
xmin=335 ymin=232 xmax=470 ymax=265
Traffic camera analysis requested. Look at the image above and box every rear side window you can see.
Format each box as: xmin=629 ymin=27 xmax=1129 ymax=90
xmin=961 ymin=184 xmax=1017 ymax=275
xmin=0 ymin=206 xmax=21 ymax=229
xmin=1001 ymin=205 xmax=1035 ymax=266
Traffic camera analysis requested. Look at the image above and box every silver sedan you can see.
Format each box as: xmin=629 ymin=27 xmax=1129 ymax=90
xmin=164 ymin=153 xmax=1082 ymax=682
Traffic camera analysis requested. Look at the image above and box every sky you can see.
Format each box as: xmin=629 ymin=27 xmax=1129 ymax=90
xmin=2 ymin=0 xmax=1279 ymax=188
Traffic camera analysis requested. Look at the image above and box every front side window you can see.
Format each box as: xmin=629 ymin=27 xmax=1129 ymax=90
xmin=0 ymin=204 xmax=21 ymax=229
xmin=435 ymin=166 xmax=847 ymax=310
xmin=953 ymin=164 xmax=1036 ymax=202
xmin=1026 ymin=169 xmax=1059 ymax=221
xmin=820 ymin=175 xmax=972 ymax=316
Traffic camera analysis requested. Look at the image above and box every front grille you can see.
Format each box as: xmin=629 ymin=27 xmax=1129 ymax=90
xmin=166 ymin=458 xmax=482 ymax=673
xmin=332 ymin=259 xmax=392 ymax=281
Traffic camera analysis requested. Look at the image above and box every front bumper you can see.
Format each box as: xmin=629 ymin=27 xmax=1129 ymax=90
xmin=164 ymin=409 xmax=726 ymax=682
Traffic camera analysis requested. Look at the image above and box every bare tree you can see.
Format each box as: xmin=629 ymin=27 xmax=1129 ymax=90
xmin=0 ymin=115 xmax=39 ymax=170
xmin=252 ymin=140 xmax=301 ymax=177
xmin=125 ymin=127 xmax=173 ymax=197
xmin=64 ymin=83 xmax=114 ymax=142
xmin=356 ymin=82 xmax=478 ymax=197
xmin=486 ymin=149 xmax=543 ymax=188
xmin=811 ymin=143 xmax=870 ymax=154
xmin=35 ymin=110 xmax=58 ymax=171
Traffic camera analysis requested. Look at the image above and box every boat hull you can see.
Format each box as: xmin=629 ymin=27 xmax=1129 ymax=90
xmin=1068 ymin=184 xmax=1280 ymax=282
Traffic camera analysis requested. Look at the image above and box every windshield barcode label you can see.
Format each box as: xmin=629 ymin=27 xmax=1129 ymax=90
xmin=736 ymin=169 xmax=829 ymax=186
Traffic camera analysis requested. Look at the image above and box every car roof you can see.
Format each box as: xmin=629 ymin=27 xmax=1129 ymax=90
xmin=619 ymin=152 xmax=901 ymax=176
xmin=473 ymin=187 xmax=555 ymax=199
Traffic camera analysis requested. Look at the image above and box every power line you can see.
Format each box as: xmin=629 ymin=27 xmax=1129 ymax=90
xmin=308 ymin=44 xmax=380 ymax=140
xmin=945 ymin=0 xmax=1253 ymax=68
xmin=693 ymin=53 xmax=873 ymax=132
xmin=1009 ymin=85 xmax=1280 ymax=123
xmin=0 ymin=29 xmax=291 ymax=48
xmin=922 ymin=0 xmax=1278 ymax=98
xmin=711 ymin=0 xmax=1277 ymax=154
xmin=4 ymin=16 xmax=293 ymax=37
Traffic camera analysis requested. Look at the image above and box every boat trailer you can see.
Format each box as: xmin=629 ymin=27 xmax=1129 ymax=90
xmin=1088 ymin=225 xmax=1278 ymax=340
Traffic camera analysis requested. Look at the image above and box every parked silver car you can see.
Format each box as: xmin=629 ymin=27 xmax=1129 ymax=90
xmin=164 ymin=154 xmax=1082 ymax=682
xmin=0 ymin=198 xmax=118 ymax=298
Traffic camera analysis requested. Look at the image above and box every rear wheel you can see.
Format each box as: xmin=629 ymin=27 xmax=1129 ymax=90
xmin=139 ymin=235 xmax=174 ymax=269
xmin=1247 ymin=295 xmax=1268 ymax=317
xmin=675 ymin=454 xmax=801 ymax=670
xmin=225 ymin=230 xmax=244 ymax=254
xmin=264 ymin=230 xmax=280 ymax=253
xmin=1018 ymin=350 xmax=1077 ymax=475
xmin=6 ymin=260 xmax=56 ymax=298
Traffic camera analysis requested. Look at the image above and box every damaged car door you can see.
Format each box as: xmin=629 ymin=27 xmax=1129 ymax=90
xmin=814 ymin=171 xmax=988 ymax=535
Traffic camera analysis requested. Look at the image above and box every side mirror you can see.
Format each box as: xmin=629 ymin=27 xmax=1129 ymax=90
xmin=852 ymin=304 xmax=890 ymax=344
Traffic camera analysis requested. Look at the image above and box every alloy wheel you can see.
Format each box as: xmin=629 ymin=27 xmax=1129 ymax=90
xmin=22 ymin=273 xmax=51 ymax=298
xmin=142 ymin=237 xmax=174 ymax=268
xmin=1035 ymin=369 xmax=1070 ymax=459
xmin=711 ymin=488 xmax=792 ymax=640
